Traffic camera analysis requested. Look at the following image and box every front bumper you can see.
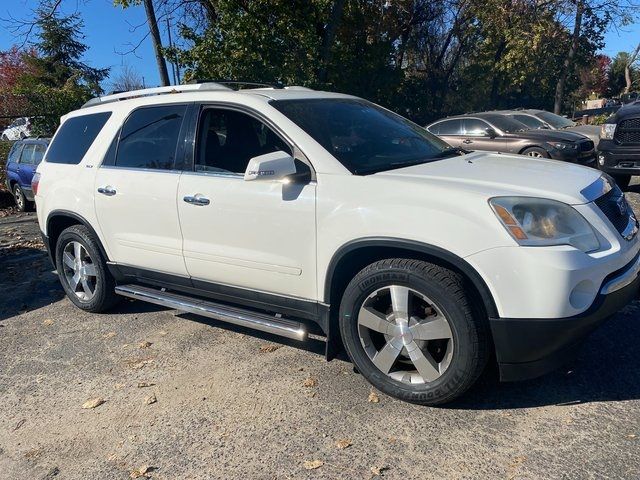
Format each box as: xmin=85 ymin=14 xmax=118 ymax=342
xmin=597 ymin=140 xmax=640 ymax=175
xmin=549 ymin=147 xmax=596 ymax=167
xmin=491 ymin=253 xmax=640 ymax=381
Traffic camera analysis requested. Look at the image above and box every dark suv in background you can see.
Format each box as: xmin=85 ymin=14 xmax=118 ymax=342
xmin=426 ymin=113 xmax=596 ymax=166
xmin=4 ymin=137 xmax=49 ymax=211
xmin=598 ymin=101 xmax=640 ymax=189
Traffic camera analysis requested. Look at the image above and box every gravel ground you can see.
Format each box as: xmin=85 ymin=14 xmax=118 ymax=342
xmin=0 ymin=184 xmax=640 ymax=479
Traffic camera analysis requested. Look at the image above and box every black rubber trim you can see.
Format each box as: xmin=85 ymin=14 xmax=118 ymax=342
xmin=491 ymin=274 xmax=639 ymax=382
xmin=45 ymin=210 xmax=111 ymax=265
xmin=40 ymin=231 xmax=54 ymax=267
xmin=324 ymin=237 xmax=498 ymax=317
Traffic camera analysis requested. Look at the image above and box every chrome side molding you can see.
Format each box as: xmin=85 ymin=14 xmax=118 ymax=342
xmin=115 ymin=284 xmax=307 ymax=341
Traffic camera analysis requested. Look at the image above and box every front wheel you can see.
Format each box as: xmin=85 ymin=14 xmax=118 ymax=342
xmin=55 ymin=225 xmax=121 ymax=312
xmin=521 ymin=146 xmax=549 ymax=158
xmin=339 ymin=259 xmax=490 ymax=405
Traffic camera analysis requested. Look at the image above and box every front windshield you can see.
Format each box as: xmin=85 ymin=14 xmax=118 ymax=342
xmin=481 ymin=115 xmax=530 ymax=133
xmin=271 ymin=98 xmax=454 ymax=174
xmin=534 ymin=111 xmax=576 ymax=129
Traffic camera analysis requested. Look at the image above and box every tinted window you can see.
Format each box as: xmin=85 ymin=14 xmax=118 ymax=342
xmin=115 ymin=105 xmax=186 ymax=170
xmin=46 ymin=112 xmax=111 ymax=164
xmin=480 ymin=115 xmax=529 ymax=133
xmin=272 ymin=99 xmax=451 ymax=175
xmin=512 ymin=114 xmax=545 ymax=129
xmin=20 ymin=144 xmax=36 ymax=164
xmin=534 ymin=111 xmax=576 ymax=129
xmin=464 ymin=119 xmax=490 ymax=136
xmin=431 ymin=119 xmax=463 ymax=135
xmin=195 ymin=108 xmax=292 ymax=174
xmin=7 ymin=143 xmax=23 ymax=164
xmin=33 ymin=144 xmax=46 ymax=164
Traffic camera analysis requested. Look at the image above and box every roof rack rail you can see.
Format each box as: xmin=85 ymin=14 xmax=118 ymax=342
xmin=187 ymin=79 xmax=285 ymax=90
xmin=81 ymin=82 xmax=232 ymax=109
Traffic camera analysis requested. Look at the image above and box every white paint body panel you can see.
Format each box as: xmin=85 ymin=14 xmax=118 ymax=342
xmin=35 ymin=87 xmax=640 ymax=322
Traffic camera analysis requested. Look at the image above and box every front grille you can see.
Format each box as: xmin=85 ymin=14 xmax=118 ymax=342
xmin=579 ymin=140 xmax=594 ymax=152
xmin=614 ymin=118 xmax=640 ymax=144
xmin=594 ymin=185 xmax=633 ymax=236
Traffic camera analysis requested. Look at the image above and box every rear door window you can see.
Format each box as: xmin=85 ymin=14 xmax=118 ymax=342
xmin=46 ymin=112 xmax=111 ymax=164
xmin=430 ymin=119 xmax=463 ymax=135
xmin=464 ymin=119 xmax=491 ymax=136
xmin=7 ymin=143 xmax=23 ymax=164
xmin=115 ymin=105 xmax=187 ymax=170
xmin=20 ymin=144 xmax=36 ymax=164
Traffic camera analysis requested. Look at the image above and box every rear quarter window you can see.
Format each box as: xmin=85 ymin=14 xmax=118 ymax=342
xmin=45 ymin=112 xmax=111 ymax=164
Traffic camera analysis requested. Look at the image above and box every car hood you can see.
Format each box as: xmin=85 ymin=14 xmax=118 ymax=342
xmin=505 ymin=129 xmax=587 ymax=142
xmin=374 ymin=151 xmax=604 ymax=205
xmin=566 ymin=125 xmax=600 ymax=144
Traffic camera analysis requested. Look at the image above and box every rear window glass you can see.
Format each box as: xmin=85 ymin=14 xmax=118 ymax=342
xmin=46 ymin=112 xmax=111 ymax=164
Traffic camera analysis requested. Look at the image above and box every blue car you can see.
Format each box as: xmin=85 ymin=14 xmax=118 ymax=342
xmin=5 ymin=138 xmax=49 ymax=211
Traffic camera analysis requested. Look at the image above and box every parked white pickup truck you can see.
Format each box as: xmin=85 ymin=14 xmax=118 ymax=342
xmin=33 ymin=82 xmax=640 ymax=405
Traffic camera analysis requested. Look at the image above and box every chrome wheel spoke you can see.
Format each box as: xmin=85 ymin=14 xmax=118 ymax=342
xmin=406 ymin=342 xmax=441 ymax=382
xmin=389 ymin=285 xmax=410 ymax=320
xmin=69 ymin=271 xmax=81 ymax=291
xmin=81 ymin=263 xmax=97 ymax=277
xmin=63 ymin=252 xmax=75 ymax=270
xmin=410 ymin=316 xmax=452 ymax=341
xmin=81 ymin=277 xmax=92 ymax=296
xmin=372 ymin=338 xmax=403 ymax=374
xmin=358 ymin=306 xmax=393 ymax=334
xmin=73 ymin=241 xmax=82 ymax=261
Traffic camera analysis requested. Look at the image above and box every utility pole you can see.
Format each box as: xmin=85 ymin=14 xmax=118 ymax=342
xmin=143 ymin=0 xmax=170 ymax=86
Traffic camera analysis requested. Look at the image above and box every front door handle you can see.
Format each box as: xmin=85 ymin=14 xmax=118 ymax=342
xmin=462 ymin=139 xmax=473 ymax=144
xmin=97 ymin=186 xmax=117 ymax=196
xmin=183 ymin=195 xmax=210 ymax=206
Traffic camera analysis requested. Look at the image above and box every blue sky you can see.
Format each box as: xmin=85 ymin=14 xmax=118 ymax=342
xmin=1 ymin=0 xmax=639 ymax=90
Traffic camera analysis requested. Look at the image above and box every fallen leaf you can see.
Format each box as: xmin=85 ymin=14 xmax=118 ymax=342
xmin=130 ymin=465 xmax=153 ymax=478
xmin=158 ymin=330 xmax=168 ymax=336
xmin=137 ymin=382 xmax=155 ymax=388
xmin=103 ymin=332 xmax=117 ymax=339
xmin=42 ymin=319 xmax=54 ymax=326
xmin=145 ymin=394 xmax=157 ymax=405
xmin=368 ymin=390 xmax=380 ymax=403
xmin=13 ymin=419 xmax=26 ymax=431
xmin=302 ymin=377 xmax=318 ymax=388
xmin=129 ymin=359 xmax=154 ymax=370
xmin=628 ymin=434 xmax=637 ymax=439
xmin=303 ymin=460 xmax=323 ymax=470
xmin=114 ymin=383 xmax=126 ymax=390
xmin=259 ymin=344 xmax=281 ymax=353
xmin=335 ymin=439 xmax=352 ymax=449
xmin=138 ymin=341 xmax=153 ymax=349
xmin=370 ymin=465 xmax=389 ymax=476
xmin=82 ymin=397 xmax=105 ymax=409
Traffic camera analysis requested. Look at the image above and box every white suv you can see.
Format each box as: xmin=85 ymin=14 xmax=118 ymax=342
xmin=34 ymin=82 xmax=640 ymax=405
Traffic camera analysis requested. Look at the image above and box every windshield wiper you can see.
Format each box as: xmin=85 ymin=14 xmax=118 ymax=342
xmin=354 ymin=149 xmax=469 ymax=175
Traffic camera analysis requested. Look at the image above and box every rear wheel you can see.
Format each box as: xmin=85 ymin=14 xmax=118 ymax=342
xmin=521 ymin=147 xmax=549 ymax=158
xmin=13 ymin=185 xmax=33 ymax=212
xmin=339 ymin=258 xmax=489 ymax=405
xmin=55 ymin=225 xmax=120 ymax=312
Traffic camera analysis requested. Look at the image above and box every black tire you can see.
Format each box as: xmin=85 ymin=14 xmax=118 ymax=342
xmin=521 ymin=146 xmax=550 ymax=158
xmin=55 ymin=224 xmax=121 ymax=312
xmin=13 ymin=184 xmax=33 ymax=212
xmin=339 ymin=258 xmax=490 ymax=406
xmin=612 ymin=174 xmax=631 ymax=190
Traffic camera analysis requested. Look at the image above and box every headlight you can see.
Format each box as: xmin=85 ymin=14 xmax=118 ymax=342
xmin=600 ymin=123 xmax=616 ymax=139
xmin=489 ymin=197 xmax=600 ymax=252
xmin=549 ymin=142 xmax=577 ymax=150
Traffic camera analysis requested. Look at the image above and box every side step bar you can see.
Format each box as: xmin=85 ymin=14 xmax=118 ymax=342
xmin=115 ymin=284 xmax=307 ymax=341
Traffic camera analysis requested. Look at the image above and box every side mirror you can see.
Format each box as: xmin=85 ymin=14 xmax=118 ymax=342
xmin=485 ymin=127 xmax=497 ymax=139
xmin=244 ymin=150 xmax=297 ymax=182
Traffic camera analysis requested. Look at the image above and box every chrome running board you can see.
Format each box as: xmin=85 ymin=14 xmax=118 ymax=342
xmin=115 ymin=284 xmax=307 ymax=341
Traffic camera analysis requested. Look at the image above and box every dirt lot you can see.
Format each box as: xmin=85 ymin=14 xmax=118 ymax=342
xmin=1 ymin=186 xmax=640 ymax=480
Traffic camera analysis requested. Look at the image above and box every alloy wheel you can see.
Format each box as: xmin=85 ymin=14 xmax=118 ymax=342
xmin=526 ymin=150 xmax=544 ymax=157
xmin=357 ymin=285 xmax=454 ymax=384
xmin=13 ymin=187 xmax=24 ymax=210
xmin=61 ymin=241 xmax=98 ymax=301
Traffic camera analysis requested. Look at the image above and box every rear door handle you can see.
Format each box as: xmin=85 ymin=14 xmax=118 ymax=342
xmin=183 ymin=195 xmax=210 ymax=206
xmin=97 ymin=186 xmax=117 ymax=196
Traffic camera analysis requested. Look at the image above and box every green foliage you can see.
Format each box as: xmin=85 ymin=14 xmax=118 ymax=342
xmin=590 ymin=114 xmax=609 ymax=125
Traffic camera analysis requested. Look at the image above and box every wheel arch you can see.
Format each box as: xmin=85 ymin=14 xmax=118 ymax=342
xmin=323 ymin=238 xmax=498 ymax=360
xmin=46 ymin=210 xmax=110 ymax=266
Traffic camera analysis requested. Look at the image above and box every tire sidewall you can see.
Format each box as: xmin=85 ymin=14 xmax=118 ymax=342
xmin=55 ymin=227 xmax=110 ymax=311
xmin=339 ymin=265 xmax=479 ymax=405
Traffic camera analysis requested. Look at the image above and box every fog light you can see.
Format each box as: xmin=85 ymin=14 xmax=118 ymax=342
xmin=569 ymin=280 xmax=596 ymax=310
xmin=598 ymin=154 xmax=605 ymax=166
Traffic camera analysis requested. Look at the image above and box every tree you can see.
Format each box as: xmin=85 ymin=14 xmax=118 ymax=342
xmin=114 ymin=0 xmax=171 ymax=86
xmin=624 ymin=42 xmax=640 ymax=93
xmin=0 ymin=46 xmax=37 ymax=120
xmin=610 ymin=51 xmax=637 ymax=96
xmin=110 ymin=64 xmax=145 ymax=92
